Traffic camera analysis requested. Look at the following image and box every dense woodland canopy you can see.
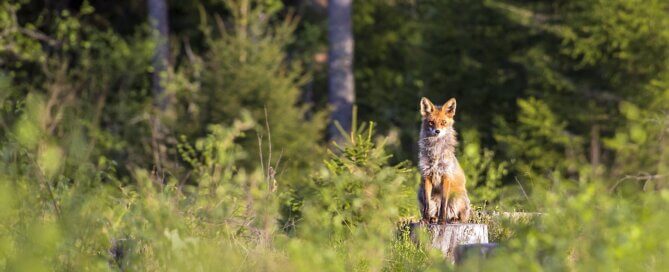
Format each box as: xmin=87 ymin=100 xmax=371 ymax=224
xmin=1 ymin=0 xmax=668 ymax=270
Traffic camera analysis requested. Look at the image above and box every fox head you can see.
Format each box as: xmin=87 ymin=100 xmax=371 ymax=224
xmin=419 ymin=97 xmax=457 ymax=138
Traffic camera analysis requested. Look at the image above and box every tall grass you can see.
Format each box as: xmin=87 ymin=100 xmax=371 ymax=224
xmin=2 ymin=97 xmax=667 ymax=271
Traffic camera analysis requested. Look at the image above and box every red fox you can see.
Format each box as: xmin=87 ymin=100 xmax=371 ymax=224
xmin=417 ymin=97 xmax=471 ymax=224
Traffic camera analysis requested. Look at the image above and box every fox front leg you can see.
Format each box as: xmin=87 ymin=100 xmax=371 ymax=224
xmin=439 ymin=178 xmax=451 ymax=224
xmin=422 ymin=176 xmax=433 ymax=223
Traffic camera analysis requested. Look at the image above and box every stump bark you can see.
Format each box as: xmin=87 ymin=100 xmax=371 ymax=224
xmin=410 ymin=223 xmax=489 ymax=262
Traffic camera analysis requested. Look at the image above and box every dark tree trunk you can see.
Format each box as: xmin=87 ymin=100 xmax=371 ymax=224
xmin=148 ymin=0 xmax=169 ymax=110
xmin=327 ymin=0 xmax=354 ymax=142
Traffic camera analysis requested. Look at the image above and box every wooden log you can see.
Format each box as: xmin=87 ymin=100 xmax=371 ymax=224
xmin=478 ymin=211 xmax=543 ymax=220
xmin=410 ymin=223 xmax=489 ymax=262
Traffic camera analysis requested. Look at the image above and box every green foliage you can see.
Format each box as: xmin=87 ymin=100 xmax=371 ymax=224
xmin=470 ymin=184 xmax=669 ymax=271
xmin=179 ymin=1 xmax=327 ymax=171
xmin=492 ymin=0 xmax=669 ymax=189
xmin=278 ymin=122 xmax=426 ymax=271
xmin=419 ymin=0 xmax=529 ymax=138
xmin=604 ymin=80 xmax=669 ymax=192
xmin=0 ymin=97 xmax=280 ymax=270
xmin=459 ymin=129 xmax=509 ymax=206
xmin=352 ymin=0 xmax=424 ymax=162
xmin=495 ymin=97 xmax=586 ymax=193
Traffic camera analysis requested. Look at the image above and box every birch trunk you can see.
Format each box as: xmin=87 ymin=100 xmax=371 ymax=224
xmin=148 ymin=0 xmax=169 ymax=110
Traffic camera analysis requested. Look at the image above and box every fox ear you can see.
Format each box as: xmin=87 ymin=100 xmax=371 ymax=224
xmin=443 ymin=98 xmax=457 ymax=117
xmin=420 ymin=97 xmax=435 ymax=116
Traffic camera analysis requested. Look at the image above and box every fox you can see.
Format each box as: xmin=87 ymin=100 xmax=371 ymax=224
xmin=417 ymin=97 xmax=471 ymax=224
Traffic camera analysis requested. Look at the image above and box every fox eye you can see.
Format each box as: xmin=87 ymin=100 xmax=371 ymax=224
xmin=428 ymin=121 xmax=435 ymax=127
xmin=441 ymin=121 xmax=447 ymax=126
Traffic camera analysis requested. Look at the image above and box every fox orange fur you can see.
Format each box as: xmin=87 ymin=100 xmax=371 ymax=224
xmin=417 ymin=97 xmax=471 ymax=224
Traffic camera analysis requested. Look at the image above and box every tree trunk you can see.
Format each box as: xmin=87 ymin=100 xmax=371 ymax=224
xmin=410 ymin=223 xmax=489 ymax=263
xmin=590 ymin=124 xmax=600 ymax=176
xmin=148 ymin=0 xmax=170 ymax=110
xmin=656 ymin=116 xmax=669 ymax=190
xmin=327 ymin=0 xmax=354 ymax=142
xmin=147 ymin=0 xmax=169 ymax=177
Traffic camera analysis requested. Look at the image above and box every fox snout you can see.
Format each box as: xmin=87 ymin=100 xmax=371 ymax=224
xmin=424 ymin=123 xmax=447 ymax=137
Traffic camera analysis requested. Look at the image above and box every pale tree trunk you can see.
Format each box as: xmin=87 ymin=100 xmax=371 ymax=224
xmin=590 ymin=124 xmax=600 ymax=177
xmin=148 ymin=0 xmax=169 ymax=177
xmin=148 ymin=0 xmax=170 ymax=110
xmin=328 ymin=0 xmax=354 ymax=142
xmin=657 ymin=116 xmax=669 ymax=190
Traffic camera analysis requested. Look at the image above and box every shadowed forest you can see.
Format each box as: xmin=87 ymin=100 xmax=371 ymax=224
xmin=1 ymin=0 xmax=668 ymax=270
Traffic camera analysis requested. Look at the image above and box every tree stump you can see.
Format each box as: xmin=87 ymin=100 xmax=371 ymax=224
xmin=410 ymin=223 xmax=489 ymax=262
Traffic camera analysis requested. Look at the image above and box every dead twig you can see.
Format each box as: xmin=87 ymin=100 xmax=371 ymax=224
xmin=19 ymin=27 xmax=61 ymax=47
xmin=257 ymin=133 xmax=265 ymax=181
xmin=515 ymin=176 xmax=530 ymax=203
xmin=264 ymin=107 xmax=272 ymax=183
xmin=609 ymin=173 xmax=666 ymax=193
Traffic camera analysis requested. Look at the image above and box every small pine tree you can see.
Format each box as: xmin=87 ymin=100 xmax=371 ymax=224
xmin=182 ymin=0 xmax=327 ymax=172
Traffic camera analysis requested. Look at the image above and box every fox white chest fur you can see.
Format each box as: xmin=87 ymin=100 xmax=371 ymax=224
xmin=418 ymin=127 xmax=458 ymax=187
